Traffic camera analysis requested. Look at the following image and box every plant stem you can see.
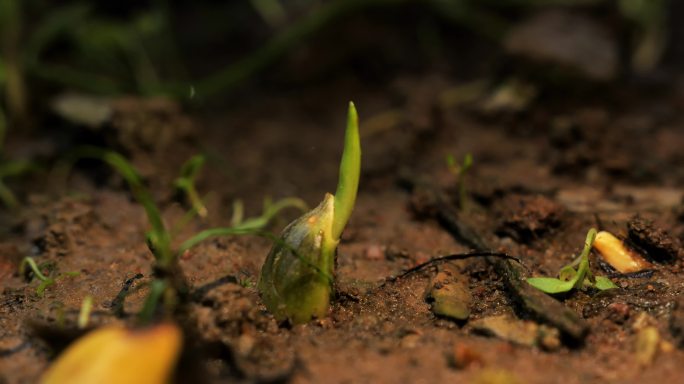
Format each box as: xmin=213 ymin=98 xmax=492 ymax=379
xmin=138 ymin=279 xmax=167 ymax=324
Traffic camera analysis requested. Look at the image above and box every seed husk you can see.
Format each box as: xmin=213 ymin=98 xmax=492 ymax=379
xmin=41 ymin=323 xmax=182 ymax=384
xmin=593 ymin=231 xmax=651 ymax=274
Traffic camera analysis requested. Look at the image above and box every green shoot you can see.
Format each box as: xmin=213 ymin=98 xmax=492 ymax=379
xmin=78 ymin=295 xmax=94 ymax=329
xmin=20 ymin=257 xmax=55 ymax=296
xmin=19 ymin=256 xmax=79 ymax=297
xmin=526 ymin=228 xmax=618 ymax=294
xmin=20 ymin=256 xmax=52 ymax=281
xmin=174 ymin=154 xmax=208 ymax=218
xmin=332 ymin=101 xmax=361 ymax=240
xmin=446 ymin=153 xmax=473 ymax=211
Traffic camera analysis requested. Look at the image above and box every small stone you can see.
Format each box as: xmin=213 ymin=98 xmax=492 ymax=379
xmin=365 ymin=244 xmax=384 ymax=260
xmin=470 ymin=315 xmax=560 ymax=350
xmin=236 ymin=334 xmax=255 ymax=356
xmin=634 ymin=326 xmax=660 ymax=366
xmin=399 ymin=333 xmax=421 ymax=349
xmin=426 ymin=263 xmax=471 ymax=321
xmin=632 ymin=312 xmax=657 ymax=332
xmin=669 ymin=297 xmax=684 ymax=348
xmin=607 ymin=302 xmax=630 ymax=324
xmin=452 ymin=343 xmax=484 ymax=369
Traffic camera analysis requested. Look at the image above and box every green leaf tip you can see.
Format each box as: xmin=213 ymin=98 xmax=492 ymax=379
xmin=332 ymin=101 xmax=361 ymax=240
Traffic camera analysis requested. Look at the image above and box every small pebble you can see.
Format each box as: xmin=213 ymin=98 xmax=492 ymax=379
xmin=452 ymin=343 xmax=484 ymax=369
xmin=607 ymin=302 xmax=630 ymax=324
xmin=365 ymin=244 xmax=384 ymax=260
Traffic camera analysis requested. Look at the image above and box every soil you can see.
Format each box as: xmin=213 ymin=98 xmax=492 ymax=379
xmin=1 ymin=72 xmax=684 ymax=383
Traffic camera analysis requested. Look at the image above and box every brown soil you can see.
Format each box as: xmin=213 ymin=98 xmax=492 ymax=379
xmin=1 ymin=74 xmax=684 ymax=383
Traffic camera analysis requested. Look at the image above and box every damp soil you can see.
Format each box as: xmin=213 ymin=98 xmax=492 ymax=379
xmin=1 ymin=75 xmax=684 ymax=383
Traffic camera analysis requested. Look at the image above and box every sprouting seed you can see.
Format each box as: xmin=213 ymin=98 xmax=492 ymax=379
xmin=593 ymin=231 xmax=651 ymax=274
xmin=258 ymin=102 xmax=361 ymax=324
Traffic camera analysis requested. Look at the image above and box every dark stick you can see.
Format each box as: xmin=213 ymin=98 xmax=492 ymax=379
xmin=399 ymin=173 xmax=589 ymax=341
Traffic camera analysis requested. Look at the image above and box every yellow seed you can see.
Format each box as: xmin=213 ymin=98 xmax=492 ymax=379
xmin=593 ymin=231 xmax=650 ymax=273
xmin=41 ymin=322 xmax=182 ymax=384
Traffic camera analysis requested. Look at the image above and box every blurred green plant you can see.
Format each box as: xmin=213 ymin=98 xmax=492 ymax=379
xmin=446 ymin=153 xmax=473 ymax=211
xmin=60 ymin=147 xmax=306 ymax=322
xmin=174 ymin=154 xmax=208 ymax=218
xmin=19 ymin=256 xmax=80 ymax=297
xmin=1 ymin=0 xmax=670 ymax=103
xmin=618 ymin=0 xmax=669 ymax=73
xmin=0 ymin=158 xmax=36 ymax=208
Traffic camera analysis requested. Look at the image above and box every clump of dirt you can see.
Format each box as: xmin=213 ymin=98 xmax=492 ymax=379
xmin=628 ymin=215 xmax=683 ymax=262
xmin=494 ymin=194 xmax=564 ymax=243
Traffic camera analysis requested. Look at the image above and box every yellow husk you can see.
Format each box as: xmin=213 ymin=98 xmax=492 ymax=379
xmin=41 ymin=323 xmax=182 ymax=384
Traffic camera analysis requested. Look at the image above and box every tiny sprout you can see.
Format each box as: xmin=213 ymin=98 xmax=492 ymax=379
xmin=174 ymin=154 xmax=208 ymax=218
xmin=258 ymin=102 xmax=361 ymax=324
xmin=526 ymin=228 xmax=618 ymax=294
xmin=593 ymin=230 xmax=651 ymax=274
xmin=78 ymin=295 xmax=94 ymax=329
xmin=446 ymin=153 xmax=473 ymax=211
xmin=19 ymin=257 xmax=56 ymax=297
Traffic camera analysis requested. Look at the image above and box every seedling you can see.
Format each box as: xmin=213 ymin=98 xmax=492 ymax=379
xmin=526 ymin=228 xmax=618 ymax=294
xmin=19 ymin=256 xmax=80 ymax=297
xmin=446 ymin=153 xmax=473 ymax=211
xmin=174 ymin=154 xmax=208 ymax=218
xmin=258 ymin=102 xmax=360 ymax=324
